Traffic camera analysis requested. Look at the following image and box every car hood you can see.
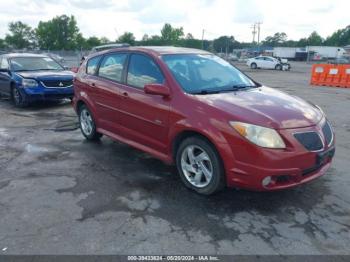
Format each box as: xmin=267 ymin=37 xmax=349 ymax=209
xmin=195 ymin=86 xmax=323 ymax=129
xmin=16 ymin=70 xmax=74 ymax=81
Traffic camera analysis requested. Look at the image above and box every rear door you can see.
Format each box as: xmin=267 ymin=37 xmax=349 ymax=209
xmin=92 ymin=52 xmax=128 ymax=133
xmin=117 ymin=53 xmax=170 ymax=154
xmin=0 ymin=57 xmax=11 ymax=95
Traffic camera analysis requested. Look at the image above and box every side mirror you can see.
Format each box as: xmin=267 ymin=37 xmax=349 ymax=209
xmin=144 ymin=83 xmax=170 ymax=97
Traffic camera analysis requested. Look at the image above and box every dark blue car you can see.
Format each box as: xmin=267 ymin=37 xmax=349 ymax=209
xmin=0 ymin=53 xmax=74 ymax=107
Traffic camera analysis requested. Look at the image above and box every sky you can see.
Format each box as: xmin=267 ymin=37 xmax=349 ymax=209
xmin=0 ymin=0 xmax=349 ymax=42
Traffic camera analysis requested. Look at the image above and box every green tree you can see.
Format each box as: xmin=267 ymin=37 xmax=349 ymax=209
xmin=36 ymin=15 xmax=81 ymax=50
xmin=0 ymin=38 xmax=6 ymax=49
xmin=213 ymin=36 xmax=240 ymax=53
xmin=262 ymin=32 xmax=288 ymax=46
xmin=118 ymin=32 xmax=136 ymax=45
xmin=99 ymin=37 xmax=110 ymax=44
xmin=85 ymin=36 xmax=101 ymax=48
xmin=160 ymin=23 xmax=184 ymax=44
xmin=186 ymin=33 xmax=194 ymax=39
xmin=306 ymin=31 xmax=323 ymax=46
xmin=5 ymin=21 xmax=35 ymax=49
xmin=324 ymin=25 xmax=350 ymax=46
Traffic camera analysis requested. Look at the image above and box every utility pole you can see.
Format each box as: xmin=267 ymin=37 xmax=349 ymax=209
xmin=251 ymin=24 xmax=257 ymax=44
xmin=201 ymin=29 xmax=205 ymax=50
xmin=256 ymin=22 xmax=262 ymax=45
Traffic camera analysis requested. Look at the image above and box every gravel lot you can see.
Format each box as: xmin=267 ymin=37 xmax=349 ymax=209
xmin=0 ymin=62 xmax=350 ymax=255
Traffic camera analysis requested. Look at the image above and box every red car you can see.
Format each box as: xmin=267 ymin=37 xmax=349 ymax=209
xmin=72 ymin=47 xmax=335 ymax=195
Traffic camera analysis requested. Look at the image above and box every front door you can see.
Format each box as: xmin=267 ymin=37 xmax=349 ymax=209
xmin=118 ymin=53 xmax=170 ymax=154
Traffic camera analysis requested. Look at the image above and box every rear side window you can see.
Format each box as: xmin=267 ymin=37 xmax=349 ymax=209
xmin=127 ymin=54 xmax=164 ymax=89
xmin=86 ymin=56 xmax=101 ymax=75
xmin=98 ymin=53 xmax=127 ymax=82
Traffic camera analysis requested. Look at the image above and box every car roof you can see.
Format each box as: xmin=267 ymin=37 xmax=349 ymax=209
xmin=1 ymin=53 xmax=48 ymax=58
xmin=91 ymin=46 xmax=211 ymax=57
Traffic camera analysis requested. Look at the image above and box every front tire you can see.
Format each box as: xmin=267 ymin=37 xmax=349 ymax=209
xmin=275 ymin=64 xmax=282 ymax=70
xmin=11 ymin=86 xmax=27 ymax=107
xmin=78 ymin=104 xmax=102 ymax=140
xmin=176 ymin=136 xmax=225 ymax=195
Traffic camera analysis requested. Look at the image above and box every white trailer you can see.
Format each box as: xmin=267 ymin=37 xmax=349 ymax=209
xmin=273 ymin=47 xmax=297 ymax=59
xmin=307 ymin=46 xmax=346 ymax=59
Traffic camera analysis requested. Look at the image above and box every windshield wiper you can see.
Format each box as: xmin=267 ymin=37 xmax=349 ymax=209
xmin=231 ymin=85 xmax=257 ymax=90
xmin=191 ymin=89 xmax=221 ymax=95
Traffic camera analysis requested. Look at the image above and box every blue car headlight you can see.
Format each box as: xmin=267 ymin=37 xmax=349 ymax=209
xmin=22 ymin=78 xmax=38 ymax=88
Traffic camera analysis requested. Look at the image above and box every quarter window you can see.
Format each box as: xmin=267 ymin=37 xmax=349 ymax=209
xmin=98 ymin=53 xmax=127 ymax=82
xmin=86 ymin=56 xmax=101 ymax=75
xmin=127 ymin=54 xmax=164 ymax=89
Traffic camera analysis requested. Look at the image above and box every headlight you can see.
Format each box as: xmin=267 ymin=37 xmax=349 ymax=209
xmin=230 ymin=121 xmax=286 ymax=149
xmin=22 ymin=78 xmax=38 ymax=88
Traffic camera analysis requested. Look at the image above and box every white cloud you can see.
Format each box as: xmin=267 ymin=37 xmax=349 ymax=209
xmin=0 ymin=0 xmax=349 ymax=42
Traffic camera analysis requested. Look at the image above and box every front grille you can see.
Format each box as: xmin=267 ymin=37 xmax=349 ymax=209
xmin=294 ymin=131 xmax=323 ymax=151
xmin=322 ymin=121 xmax=333 ymax=146
xmin=42 ymin=80 xmax=73 ymax=88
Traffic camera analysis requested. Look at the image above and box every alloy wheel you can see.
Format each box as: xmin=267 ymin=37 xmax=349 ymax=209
xmin=80 ymin=108 xmax=93 ymax=136
xmin=180 ymin=145 xmax=213 ymax=188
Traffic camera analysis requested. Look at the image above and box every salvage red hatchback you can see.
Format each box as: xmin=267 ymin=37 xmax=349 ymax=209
xmin=72 ymin=46 xmax=335 ymax=195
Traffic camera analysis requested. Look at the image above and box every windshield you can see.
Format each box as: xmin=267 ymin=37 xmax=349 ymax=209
xmin=10 ymin=57 xmax=64 ymax=72
xmin=162 ymin=54 xmax=256 ymax=94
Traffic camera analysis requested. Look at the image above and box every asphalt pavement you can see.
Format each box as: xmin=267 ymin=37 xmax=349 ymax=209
xmin=0 ymin=62 xmax=349 ymax=255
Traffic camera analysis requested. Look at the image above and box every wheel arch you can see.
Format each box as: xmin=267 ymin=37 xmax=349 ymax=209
xmin=171 ymin=129 xmax=224 ymax=163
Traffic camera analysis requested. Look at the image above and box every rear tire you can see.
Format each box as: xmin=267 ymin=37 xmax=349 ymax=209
xmin=250 ymin=63 xmax=257 ymax=69
xmin=11 ymin=85 xmax=27 ymax=107
xmin=78 ymin=104 xmax=102 ymax=141
xmin=176 ymin=136 xmax=225 ymax=195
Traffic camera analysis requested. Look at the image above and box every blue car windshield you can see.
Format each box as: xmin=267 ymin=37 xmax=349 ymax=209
xmin=10 ymin=57 xmax=64 ymax=72
xmin=162 ymin=54 xmax=256 ymax=94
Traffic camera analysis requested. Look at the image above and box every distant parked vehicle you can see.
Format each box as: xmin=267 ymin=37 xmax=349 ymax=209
xmin=328 ymin=57 xmax=350 ymax=64
xmin=90 ymin=43 xmax=130 ymax=54
xmin=0 ymin=53 xmax=74 ymax=107
xmin=247 ymin=56 xmax=290 ymax=70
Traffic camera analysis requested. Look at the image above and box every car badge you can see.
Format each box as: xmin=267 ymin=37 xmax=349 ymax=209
xmin=59 ymin=82 xmax=64 ymax=87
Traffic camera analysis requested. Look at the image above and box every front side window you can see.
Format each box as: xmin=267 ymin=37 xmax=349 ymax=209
xmin=127 ymin=54 xmax=164 ymax=89
xmin=10 ymin=57 xmax=63 ymax=72
xmin=162 ymin=54 xmax=255 ymax=94
xmin=86 ymin=56 xmax=101 ymax=75
xmin=98 ymin=53 xmax=127 ymax=82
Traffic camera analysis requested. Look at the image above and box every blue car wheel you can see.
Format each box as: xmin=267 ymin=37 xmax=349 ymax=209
xmin=11 ymin=85 xmax=27 ymax=107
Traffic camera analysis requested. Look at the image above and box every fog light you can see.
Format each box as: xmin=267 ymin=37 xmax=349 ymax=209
xmin=262 ymin=176 xmax=272 ymax=187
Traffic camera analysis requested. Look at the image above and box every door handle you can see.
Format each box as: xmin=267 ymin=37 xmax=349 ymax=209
xmin=91 ymin=82 xmax=96 ymax=87
xmin=122 ymin=92 xmax=129 ymax=98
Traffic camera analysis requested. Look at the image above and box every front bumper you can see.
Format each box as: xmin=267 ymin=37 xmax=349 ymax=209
xmin=228 ymin=148 xmax=334 ymax=191
xmin=221 ymin=120 xmax=335 ymax=191
xmin=20 ymin=86 xmax=74 ymax=102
